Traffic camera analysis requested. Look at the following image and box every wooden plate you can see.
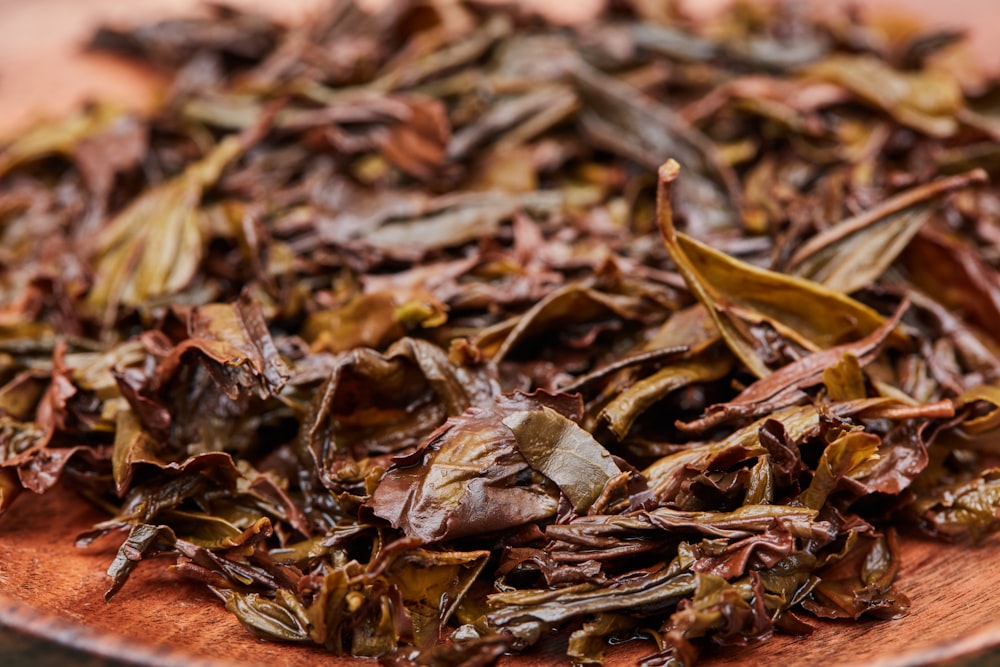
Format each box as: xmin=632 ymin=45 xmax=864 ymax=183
xmin=3 ymin=1 xmax=1000 ymax=666
xmin=3 ymin=483 xmax=1000 ymax=666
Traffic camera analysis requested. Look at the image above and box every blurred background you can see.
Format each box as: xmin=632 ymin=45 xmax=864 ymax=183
xmin=0 ymin=0 xmax=998 ymax=137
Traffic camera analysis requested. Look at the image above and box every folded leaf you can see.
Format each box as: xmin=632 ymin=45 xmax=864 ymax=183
xmin=798 ymin=431 xmax=882 ymax=510
xmin=366 ymin=393 xmax=581 ymax=542
xmin=656 ymin=160 xmax=906 ymax=379
xmin=502 ymin=406 xmax=620 ymax=513
xmin=787 ymin=170 xmax=987 ymax=293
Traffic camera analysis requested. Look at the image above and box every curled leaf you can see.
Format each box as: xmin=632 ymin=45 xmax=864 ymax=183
xmin=220 ymin=588 xmax=313 ymax=642
xmin=656 ymin=160 xmax=906 ymax=379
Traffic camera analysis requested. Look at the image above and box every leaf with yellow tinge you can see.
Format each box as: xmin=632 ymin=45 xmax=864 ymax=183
xmin=955 ymin=384 xmax=1000 ymax=435
xmin=823 ymin=353 xmax=867 ymax=402
xmin=111 ymin=408 xmax=163 ymax=495
xmin=387 ymin=548 xmax=489 ymax=648
xmin=656 ymin=159 xmax=906 ymax=379
xmin=87 ymin=135 xmax=244 ymax=319
xmin=0 ymin=104 xmax=122 ymax=177
xmin=599 ymin=348 xmax=733 ymax=441
xmin=801 ymin=54 xmax=963 ymax=138
xmin=798 ymin=430 xmax=881 ymax=510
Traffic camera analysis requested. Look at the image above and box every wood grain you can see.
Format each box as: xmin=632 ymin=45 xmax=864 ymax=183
xmin=0 ymin=484 xmax=359 ymax=667
xmin=3 ymin=483 xmax=1000 ymax=666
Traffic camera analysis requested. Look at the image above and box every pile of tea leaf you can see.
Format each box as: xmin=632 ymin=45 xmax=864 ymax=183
xmin=2 ymin=0 xmax=1000 ymax=664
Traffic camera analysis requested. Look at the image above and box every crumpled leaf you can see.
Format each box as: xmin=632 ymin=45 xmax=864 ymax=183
xmin=301 ymin=336 xmax=499 ymax=471
xmin=803 ymin=528 xmax=909 ymax=620
xmin=0 ymin=418 xmax=51 ymax=496
xmin=649 ymin=573 xmax=770 ymax=667
xmin=797 ymin=431 xmax=882 ymax=510
xmin=367 ymin=392 xmax=581 ymax=542
xmin=852 ymin=421 xmax=930 ymax=499
xmin=567 ymin=613 xmax=635 ymax=666
xmin=158 ymin=293 xmax=290 ymax=400
xmin=386 ymin=548 xmax=490 ymax=648
xmin=691 ymin=521 xmax=805 ymax=581
xmin=219 ymin=588 xmax=312 ymax=642
xmin=644 ymin=404 xmax=820 ymax=502
xmin=907 ymin=469 xmax=1000 ymax=542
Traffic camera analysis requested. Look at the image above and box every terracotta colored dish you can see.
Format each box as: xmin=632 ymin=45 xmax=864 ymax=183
xmin=2 ymin=1 xmax=1000 ymax=666
xmin=4 ymin=483 xmax=1000 ymax=666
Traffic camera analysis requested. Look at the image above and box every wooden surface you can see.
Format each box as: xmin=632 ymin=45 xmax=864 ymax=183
xmin=4 ymin=483 xmax=1000 ymax=666
xmin=0 ymin=484 xmax=357 ymax=667
xmin=0 ymin=626 xmax=132 ymax=667
xmin=3 ymin=1 xmax=1000 ymax=666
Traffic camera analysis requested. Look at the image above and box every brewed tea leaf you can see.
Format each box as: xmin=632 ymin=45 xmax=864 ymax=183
xmin=502 ymin=406 xmax=620 ymax=513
